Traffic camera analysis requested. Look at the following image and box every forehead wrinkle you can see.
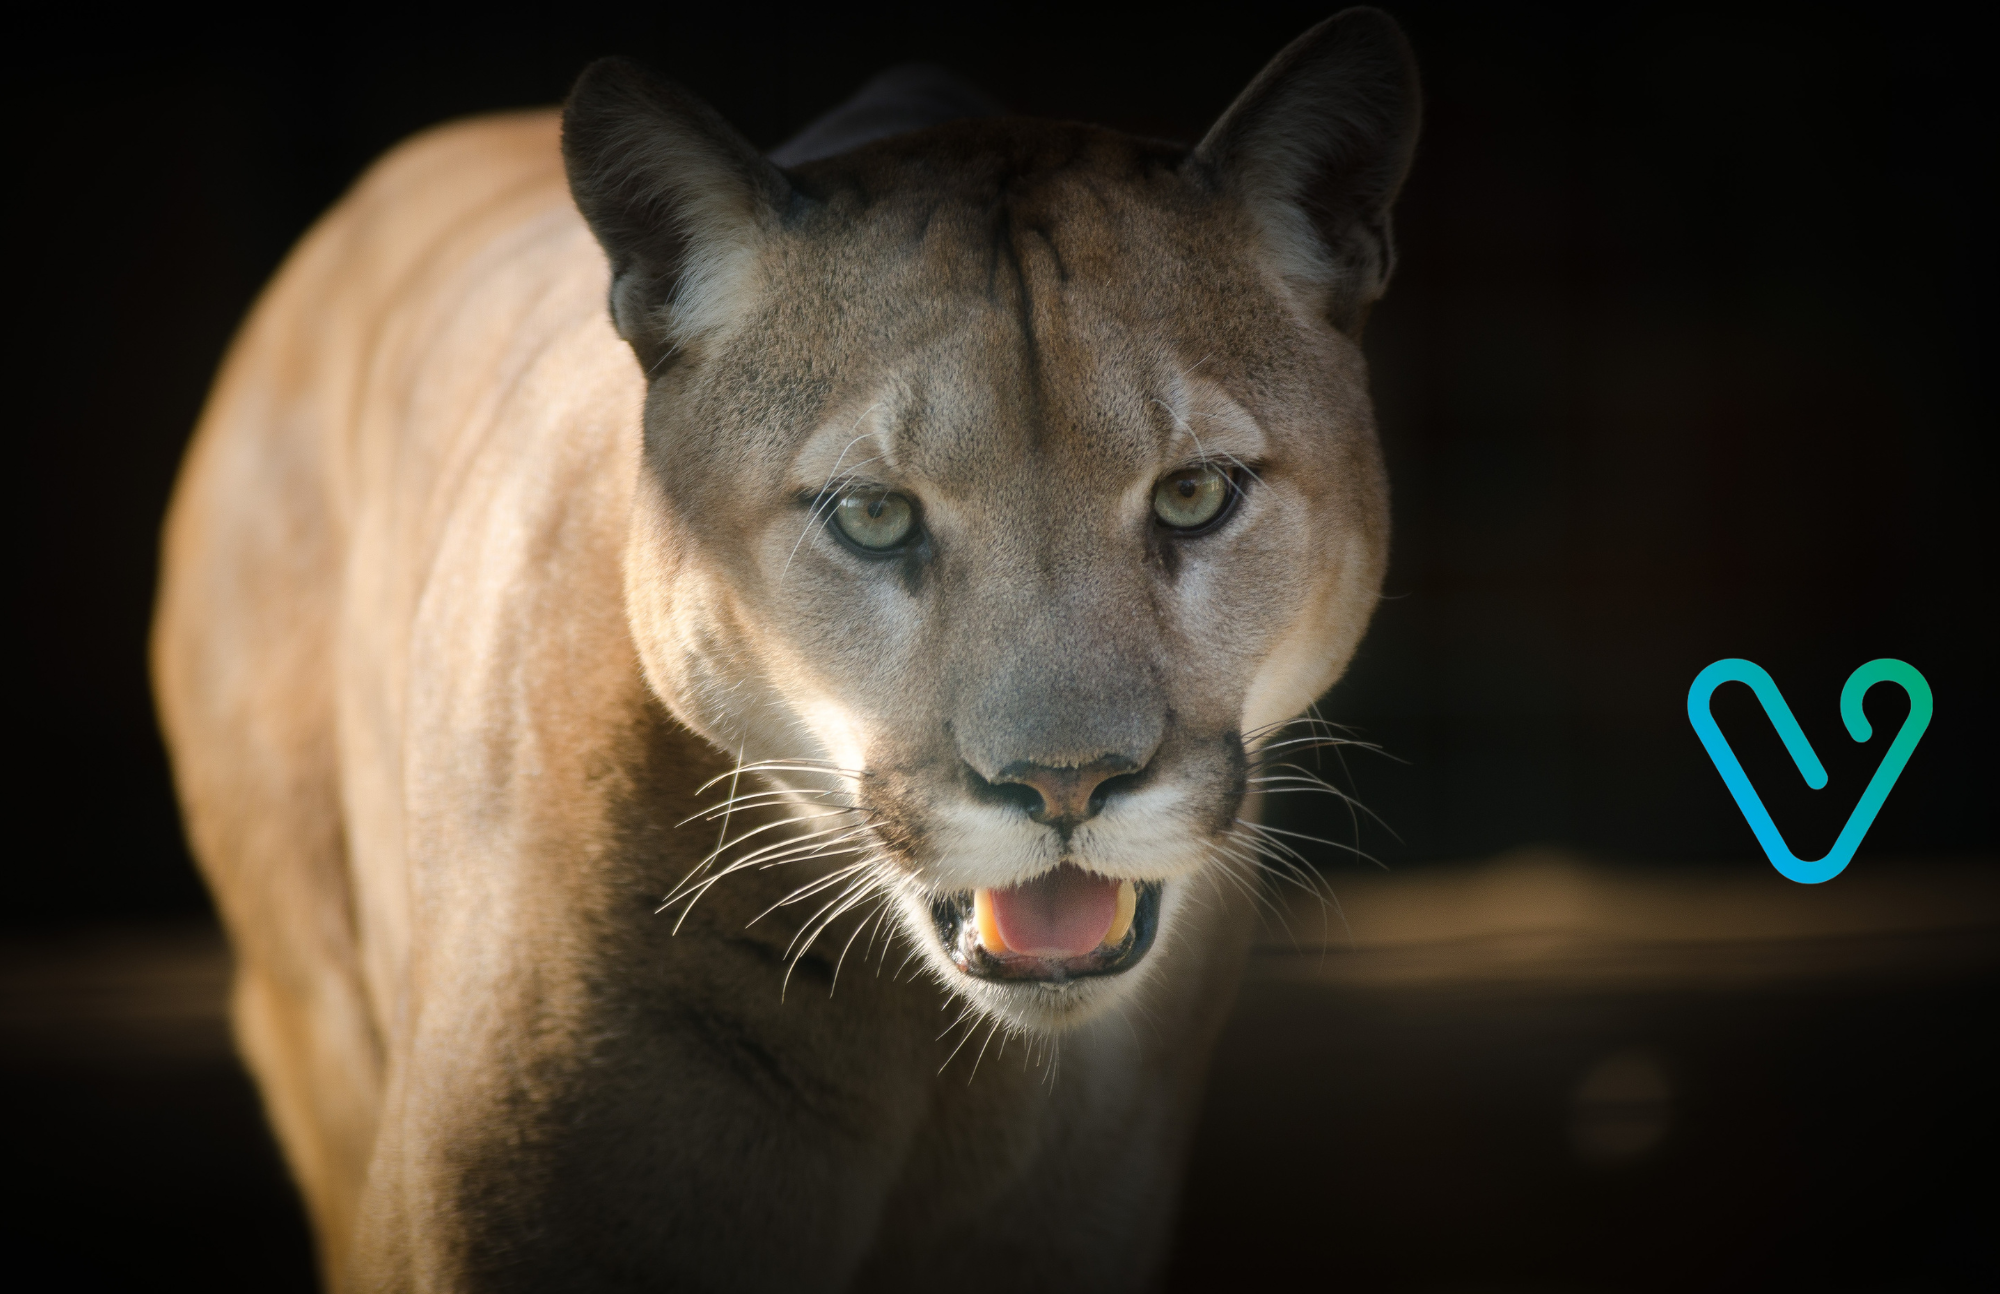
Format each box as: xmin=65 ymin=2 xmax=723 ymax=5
xmin=933 ymin=176 xmax=1146 ymax=462
xmin=1005 ymin=280 xmax=1162 ymax=475
xmin=885 ymin=303 xmax=1041 ymax=486
xmin=922 ymin=362 xmax=1158 ymax=505
xmin=784 ymin=149 xmax=1223 ymax=503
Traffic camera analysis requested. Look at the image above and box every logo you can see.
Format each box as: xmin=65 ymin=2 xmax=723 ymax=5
xmin=1687 ymin=659 xmax=1931 ymax=884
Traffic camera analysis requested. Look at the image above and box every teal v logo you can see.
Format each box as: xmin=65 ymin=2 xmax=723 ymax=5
xmin=1687 ymin=659 xmax=1931 ymax=884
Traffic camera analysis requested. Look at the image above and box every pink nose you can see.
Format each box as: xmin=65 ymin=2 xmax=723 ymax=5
xmin=998 ymin=759 xmax=1134 ymax=828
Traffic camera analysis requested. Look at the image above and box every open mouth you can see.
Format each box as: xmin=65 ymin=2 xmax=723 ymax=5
xmin=930 ymin=866 xmax=1163 ymax=983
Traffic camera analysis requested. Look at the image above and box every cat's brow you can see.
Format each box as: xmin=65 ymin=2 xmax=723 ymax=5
xmin=1155 ymin=378 xmax=1269 ymax=469
xmin=789 ymin=402 xmax=899 ymax=493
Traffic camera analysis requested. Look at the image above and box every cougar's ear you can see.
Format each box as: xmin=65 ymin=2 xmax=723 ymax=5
xmin=563 ymin=58 xmax=791 ymax=373
xmin=1191 ymin=7 xmax=1421 ymax=335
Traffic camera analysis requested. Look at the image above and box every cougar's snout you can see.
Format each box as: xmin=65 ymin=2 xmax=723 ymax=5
xmin=952 ymin=662 xmax=1165 ymax=833
xmin=975 ymin=755 xmax=1147 ymax=833
xmin=948 ymin=557 xmax=1168 ymax=835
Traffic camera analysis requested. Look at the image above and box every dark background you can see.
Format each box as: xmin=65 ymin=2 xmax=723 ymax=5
xmin=14 ymin=1 xmax=1993 ymax=928
xmin=5 ymin=4 xmax=1994 ymax=1289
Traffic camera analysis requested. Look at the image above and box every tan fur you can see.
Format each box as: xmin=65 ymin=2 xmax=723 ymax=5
xmin=155 ymin=13 xmax=1416 ymax=1290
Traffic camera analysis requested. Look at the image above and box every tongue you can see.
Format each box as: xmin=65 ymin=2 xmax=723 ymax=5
xmin=986 ymin=866 xmax=1119 ymax=958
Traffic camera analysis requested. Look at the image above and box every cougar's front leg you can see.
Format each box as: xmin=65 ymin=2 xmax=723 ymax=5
xmin=344 ymin=743 xmax=949 ymax=1291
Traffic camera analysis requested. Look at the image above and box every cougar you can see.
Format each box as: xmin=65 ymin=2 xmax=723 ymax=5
xmin=153 ymin=9 xmax=1418 ymax=1289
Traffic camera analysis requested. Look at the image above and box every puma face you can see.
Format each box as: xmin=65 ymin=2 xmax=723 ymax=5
xmin=565 ymin=12 xmax=1418 ymax=1030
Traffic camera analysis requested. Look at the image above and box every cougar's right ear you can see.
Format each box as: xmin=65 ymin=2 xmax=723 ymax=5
xmin=563 ymin=58 xmax=791 ymax=374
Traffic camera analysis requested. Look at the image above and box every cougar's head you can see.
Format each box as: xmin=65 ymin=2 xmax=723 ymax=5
xmin=564 ymin=10 xmax=1419 ymax=1031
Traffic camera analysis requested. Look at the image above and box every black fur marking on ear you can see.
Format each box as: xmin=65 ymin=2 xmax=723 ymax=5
xmin=1189 ymin=7 xmax=1422 ymax=335
xmin=562 ymin=58 xmax=793 ymax=374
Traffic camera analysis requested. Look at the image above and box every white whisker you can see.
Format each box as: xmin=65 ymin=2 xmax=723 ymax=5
xmin=782 ymin=409 xmax=887 ymax=579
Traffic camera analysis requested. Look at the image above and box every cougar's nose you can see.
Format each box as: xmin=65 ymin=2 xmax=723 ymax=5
xmin=991 ymin=756 xmax=1144 ymax=832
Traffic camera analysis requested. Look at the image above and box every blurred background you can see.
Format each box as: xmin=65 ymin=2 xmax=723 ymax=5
xmin=6 ymin=2 xmax=1993 ymax=1289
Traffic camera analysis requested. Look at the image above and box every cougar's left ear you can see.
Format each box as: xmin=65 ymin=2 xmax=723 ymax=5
xmin=563 ymin=58 xmax=791 ymax=373
xmin=1191 ymin=7 xmax=1421 ymax=336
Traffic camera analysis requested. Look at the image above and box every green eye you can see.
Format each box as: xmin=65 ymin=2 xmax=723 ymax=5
xmin=832 ymin=490 xmax=916 ymax=550
xmin=1152 ymin=466 xmax=1232 ymax=530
